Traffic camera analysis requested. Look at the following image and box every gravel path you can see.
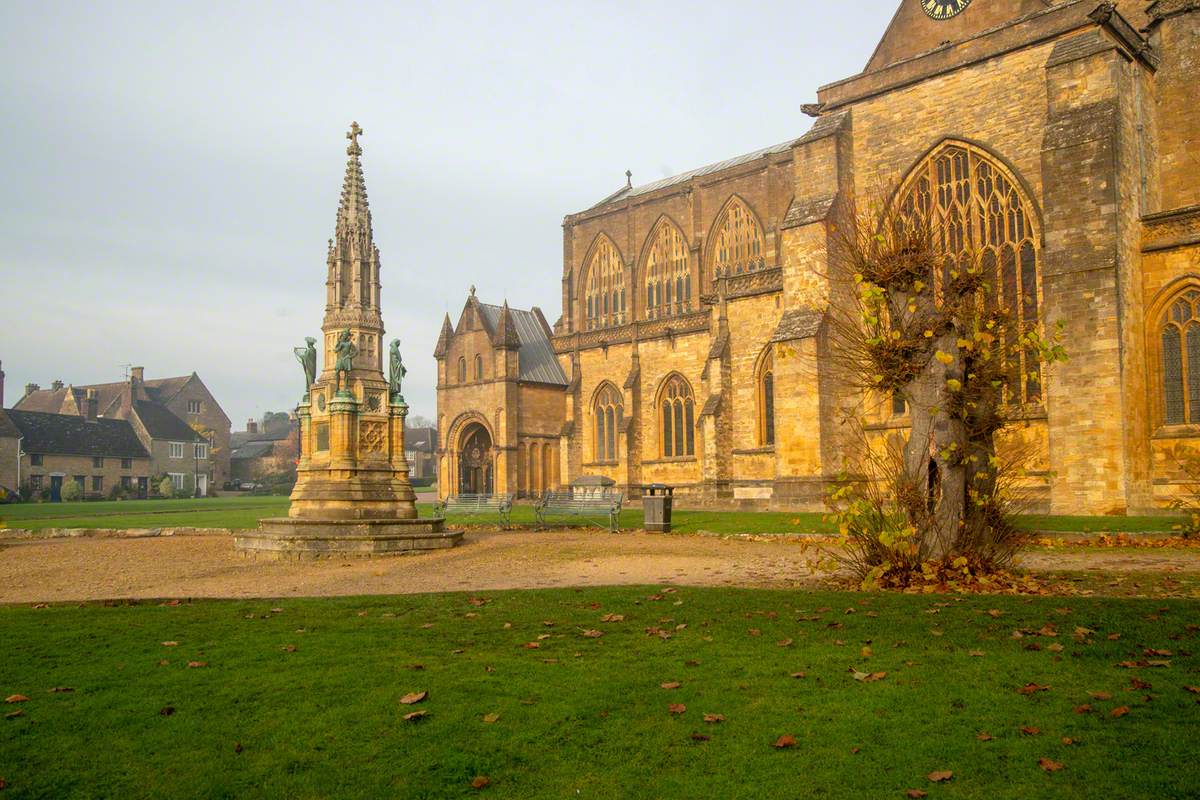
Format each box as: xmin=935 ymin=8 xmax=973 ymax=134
xmin=2 ymin=531 xmax=1198 ymax=604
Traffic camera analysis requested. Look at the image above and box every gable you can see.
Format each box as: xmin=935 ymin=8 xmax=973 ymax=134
xmin=865 ymin=0 xmax=1051 ymax=72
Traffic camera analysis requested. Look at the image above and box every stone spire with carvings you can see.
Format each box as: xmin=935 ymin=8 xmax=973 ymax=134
xmin=323 ymin=121 xmax=385 ymax=375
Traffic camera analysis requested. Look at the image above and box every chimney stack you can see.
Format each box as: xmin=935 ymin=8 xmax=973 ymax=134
xmin=25 ymin=382 xmax=39 ymax=397
xmin=247 ymin=418 xmax=259 ymax=435
xmin=85 ymin=389 xmax=98 ymax=421
xmin=51 ymin=379 xmax=64 ymax=391
xmin=0 ymin=360 xmax=5 ymax=407
xmin=130 ymin=366 xmax=144 ymax=385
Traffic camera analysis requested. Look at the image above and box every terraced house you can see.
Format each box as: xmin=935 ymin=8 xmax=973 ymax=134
xmin=435 ymin=0 xmax=1200 ymax=515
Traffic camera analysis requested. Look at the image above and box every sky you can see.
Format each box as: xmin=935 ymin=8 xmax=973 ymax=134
xmin=0 ymin=0 xmax=899 ymax=429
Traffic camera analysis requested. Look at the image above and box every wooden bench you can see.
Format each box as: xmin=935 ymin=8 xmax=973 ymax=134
xmin=534 ymin=491 xmax=624 ymax=533
xmin=434 ymin=493 xmax=515 ymax=527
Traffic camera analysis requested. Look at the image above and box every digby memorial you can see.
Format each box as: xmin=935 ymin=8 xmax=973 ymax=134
xmin=235 ymin=123 xmax=462 ymax=558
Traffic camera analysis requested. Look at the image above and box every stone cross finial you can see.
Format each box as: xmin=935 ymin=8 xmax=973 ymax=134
xmin=469 ymin=284 xmax=476 ymax=297
xmin=346 ymin=121 xmax=363 ymax=153
xmin=625 ymin=169 xmax=632 ymax=188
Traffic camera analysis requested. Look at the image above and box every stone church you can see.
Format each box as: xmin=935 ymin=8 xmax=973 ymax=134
xmin=435 ymin=0 xmax=1200 ymax=515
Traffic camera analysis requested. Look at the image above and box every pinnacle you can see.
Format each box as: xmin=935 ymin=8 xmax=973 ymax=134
xmin=335 ymin=122 xmax=372 ymax=238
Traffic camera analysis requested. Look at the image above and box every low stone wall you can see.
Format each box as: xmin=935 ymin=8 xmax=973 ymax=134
xmin=0 ymin=527 xmax=235 ymax=540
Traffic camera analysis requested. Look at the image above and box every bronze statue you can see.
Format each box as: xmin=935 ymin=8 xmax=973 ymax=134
xmin=293 ymin=337 xmax=317 ymax=396
xmin=389 ymin=339 xmax=406 ymax=402
xmin=333 ymin=329 xmax=358 ymax=394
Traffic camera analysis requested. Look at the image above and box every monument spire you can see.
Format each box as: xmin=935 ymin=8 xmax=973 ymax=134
xmin=336 ymin=121 xmax=372 ymax=239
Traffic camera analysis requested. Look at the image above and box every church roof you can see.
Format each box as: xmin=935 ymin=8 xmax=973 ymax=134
xmin=476 ymin=302 xmax=568 ymax=386
xmin=588 ymin=138 xmax=798 ymax=211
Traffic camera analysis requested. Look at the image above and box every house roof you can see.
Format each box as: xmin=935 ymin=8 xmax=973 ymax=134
xmin=0 ymin=409 xmax=21 ymax=439
xmin=6 ymin=410 xmax=149 ymax=459
xmin=231 ymin=440 xmax=276 ymax=461
xmin=133 ymin=401 xmax=204 ymax=442
xmin=406 ymin=426 xmax=436 ymax=451
xmin=477 ymin=302 xmax=568 ymax=386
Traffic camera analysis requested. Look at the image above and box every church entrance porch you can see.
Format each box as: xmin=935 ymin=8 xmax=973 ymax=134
xmin=459 ymin=423 xmax=494 ymax=495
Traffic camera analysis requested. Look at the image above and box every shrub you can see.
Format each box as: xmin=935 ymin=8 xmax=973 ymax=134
xmin=60 ymin=480 xmax=83 ymax=502
xmin=158 ymin=476 xmax=175 ymax=499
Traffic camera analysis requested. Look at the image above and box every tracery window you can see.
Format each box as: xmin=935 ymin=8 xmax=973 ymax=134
xmin=457 ymin=357 xmax=466 ymax=383
xmin=898 ymin=142 xmax=1042 ymax=405
xmin=592 ymin=383 xmax=624 ymax=462
xmin=474 ymin=354 xmax=484 ymax=381
xmin=712 ymin=197 xmax=765 ymax=276
xmin=659 ymin=374 xmax=695 ymax=458
xmin=644 ymin=221 xmax=691 ymax=320
xmin=584 ymin=237 xmax=626 ymax=330
xmin=757 ymin=348 xmax=775 ymax=446
xmin=1161 ymin=290 xmax=1200 ymax=426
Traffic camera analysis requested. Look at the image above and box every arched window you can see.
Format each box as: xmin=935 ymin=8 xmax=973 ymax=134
xmin=592 ymin=383 xmax=624 ymax=462
xmin=1161 ymin=290 xmax=1200 ymax=425
xmin=757 ymin=348 xmax=775 ymax=446
xmin=474 ymin=354 xmax=483 ymax=381
xmin=898 ymin=141 xmax=1042 ymax=405
xmin=457 ymin=357 xmax=466 ymax=383
xmin=584 ymin=237 xmax=625 ymax=330
xmin=711 ymin=197 xmax=765 ymax=276
xmin=658 ymin=374 xmax=695 ymax=458
xmin=644 ymin=220 xmax=690 ymax=320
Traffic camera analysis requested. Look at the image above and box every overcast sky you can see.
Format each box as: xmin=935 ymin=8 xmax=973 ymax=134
xmin=0 ymin=0 xmax=898 ymax=428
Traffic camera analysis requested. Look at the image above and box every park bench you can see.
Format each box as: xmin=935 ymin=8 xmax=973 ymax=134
xmin=534 ymin=490 xmax=624 ymax=533
xmin=434 ymin=493 xmax=515 ymax=527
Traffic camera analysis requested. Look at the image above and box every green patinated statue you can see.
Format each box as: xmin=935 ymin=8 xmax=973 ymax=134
xmin=389 ymin=339 xmax=407 ymax=403
xmin=293 ymin=337 xmax=317 ymax=396
xmin=333 ymin=329 xmax=358 ymax=394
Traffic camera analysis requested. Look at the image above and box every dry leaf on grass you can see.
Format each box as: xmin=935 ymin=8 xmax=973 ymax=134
xmin=580 ymin=630 xmax=604 ymax=638
xmin=703 ymin=713 xmax=725 ymax=723
xmin=1074 ymin=704 xmax=1092 ymax=714
xmin=660 ymin=682 xmax=681 ymax=690
xmin=1089 ymin=691 xmax=1112 ymax=700
xmin=403 ymin=710 xmax=428 ymax=721
xmin=470 ymin=775 xmax=490 ymax=789
xmin=906 ymin=791 xmax=928 ymax=799
xmin=1020 ymin=726 xmax=1041 ymax=736
xmin=400 ymin=691 xmax=428 ymax=705
xmin=5 ymin=710 xmax=25 ymax=719
xmin=4 ymin=695 xmax=28 ymax=704
xmin=1038 ymin=758 xmax=1064 ymax=773
xmin=668 ymin=704 xmax=687 ymax=715
xmin=482 ymin=712 xmax=500 ymax=724
xmin=976 ymin=732 xmax=994 ymax=741
xmin=48 ymin=687 xmax=74 ymax=693
xmin=1018 ymin=683 xmax=1050 ymax=695
xmin=1111 ymin=706 xmax=1130 ymax=718
xmin=160 ymin=642 xmax=178 ymax=647
xmin=926 ymin=770 xmax=953 ymax=783
xmin=773 ymin=734 xmax=797 ymax=749
xmin=601 ymin=614 xmax=624 ymax=623
xmin=187 ymin=662 xmax=207 ymax=669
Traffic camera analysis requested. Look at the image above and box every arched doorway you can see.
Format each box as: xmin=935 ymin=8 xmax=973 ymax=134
xmin=458 ymin=423 xmax=493 ymax=495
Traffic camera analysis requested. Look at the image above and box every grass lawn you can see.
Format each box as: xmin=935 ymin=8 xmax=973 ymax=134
xmin=1 ymin=587 xmax=1197 ymax=799
xmin=1 ymin=496 xmax=1183 ymax=535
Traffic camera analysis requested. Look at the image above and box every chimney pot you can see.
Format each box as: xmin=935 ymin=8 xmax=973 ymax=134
xmin=247 ymin=419 xmax=259 ymax=434
xmin=25 ymin=383 xmax=39 ymax=397
xmin=51 ymin=379 xmax=64 ymax=391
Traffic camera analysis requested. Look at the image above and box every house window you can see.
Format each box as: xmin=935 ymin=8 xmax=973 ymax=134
xmin=92 ymin=476 xmax=103 ymax=493
xmin=892 ymin=394 xmax=907 ymax=416
xmin=121 ymin=476 xmax=133 ymax=490
xmin=169 ymin=473 xmax=186 ymax=491
xmin=757 ymin=348 xmax=775 ymax=446
xmin=187 ymin=400 xmax=201 ymax=414
xmin=195 ymin=443 xmax=208 ymax=460
xmin=457 ymin=357 xmax=467 ymax=383
xmin=711 ymin=197 xmax=765 ymax=276
xmin=644 ymin=220 xmax=691 ymax=320
xmin=474 ymin=354 xmax=483 ymax=381
xmin=74 ymin=475 xmax=85 ymax=489
xmin=170 ymin=442 xmax=184 ymax=459
xmin=659 ymin=374 xmax=695 ymax=458
xmin=592 ymin=383 xmax=624 ymax=463
xmin=1161 ymin=290 xmax=1200 ymax=425
xmin=121 ymin=458 xmax=133 ymax=469
xmin=93 ymin=456 xmax=104 ymax=468
xmin=583 ymin=236 xmax=626 ymax=330
xmin=30 ymin=475 xmax=42 ymax=490
xmin=30 ymin=454 xmax=43 ymax=466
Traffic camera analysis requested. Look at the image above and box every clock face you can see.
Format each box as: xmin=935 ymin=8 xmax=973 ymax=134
xmin=921 ymin=0 xmax=972 ymax=20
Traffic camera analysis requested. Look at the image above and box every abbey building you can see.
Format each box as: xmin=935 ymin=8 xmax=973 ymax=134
xmin=435 ymin=0 xmax=1200 ymax=515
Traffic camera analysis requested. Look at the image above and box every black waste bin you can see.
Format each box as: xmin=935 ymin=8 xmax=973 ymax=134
xmin=642 ymin=484 xmax=674 ymax=532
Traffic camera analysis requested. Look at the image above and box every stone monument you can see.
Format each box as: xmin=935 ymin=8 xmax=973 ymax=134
xmin=236 ymin=123 xmax=462 ymax=559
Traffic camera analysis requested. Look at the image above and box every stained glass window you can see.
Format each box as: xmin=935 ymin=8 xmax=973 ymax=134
xmin=712 ymin=197 xmax=765 ymax=277
xmin=659 ymin=375 xmax=695 ymax=458
xmin=593 ymin=383 xmax=623 ymax=462
xmin=584 ymin=237 xmax=625 ymax=330
xmin=1162 ymin=291 xmax=1200 ymax=425
xmin=645 ymin=221 xmax=690 ymax=320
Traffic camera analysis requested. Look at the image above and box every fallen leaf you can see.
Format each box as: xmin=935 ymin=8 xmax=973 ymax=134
xmin=187 ymin=661 xmax=207 ymax=668
xmin=748 ymin=629 xmax=762 ymax=637
xmin=976 ymin=732 xmax=993 ymax=741
xmin=1018 ymin=683 xmax=1050 ymax=695
xmin=1038 ymin=758 xmax=1064 ymax=773
xmin=850 ymin=746 xmax=861 ymax=754
xmin=1130 ymin=677 xmax=1152 ymax=690
xmin=1111 ymin=706 xmax=1130 ymax=718
xmin=986 ymin=609 xmax=1004 ymax=618
xmin=660 ymin=682 xmax=681 ymax=690
xmin=773 ymin=734 xmax=797 ymax=749
xmin=283 ymin=645 xmax=297 ymax=653
xmin=580 ymin=630 xmax=603 ymax=638
xmin=400 ymin=691 xmax=428 ymax=705
xmin=159 ymin=706 xmax=175 ymax=716
xmin=160 ymin=641 xmax=178 ymax=647
xmin=468 ymin=597 xmax=488 ymax=607
xmin=968 ymin=650 xmax=985 ymax=657
xmin=927 ymin=770 xmax=953 ymax=783
xmin=860 ymin=646 xmax=872 ymax=658
xmin=1061 ymin=737 xmax=1076 ymax=745
xmin=403 ymin=710 xmax=428 ymax=721
xmin=1020 ymin=726 xmax=1041 ymax=736
xmin=790 ymin=671 xmax=807 ymax=679
xmin=778 ymin=639 xmax=794 ymax=648
xmin=1074 ymin=704 xmax=1092 ymax=714
xmin=601 ymin=614 xmax=625 ymax=622
xmin=5 ymin=710 xmax=25 ymax=719
xmin=470 ymin=775 xmax=490 ymax=789
xmin=536 ymin=634 xmax=551 ymax=641
xmin=851 ymin=669 xmax=887 ymax=682
xmin=1184 ymin=686 xmax=1200 ymax=694
xmin=47 ymin=687 xmax=74 ymax=693
xmin=668 ymin=703 xmax=687 ymax=715
xmin=703 ymin=713 xmax=725 ymax=723
xmin=523 ymin=642 xmax=540 ymax=649
xmin=906 ymin=791 xmax=928 ymax=799
xmin=4 ymin=695 xmax=28 ymax=704
xmin=482 ymin=712 xmax=500 ymax=723
xmin=1089 ymin=691 xmax=1112 ymax=700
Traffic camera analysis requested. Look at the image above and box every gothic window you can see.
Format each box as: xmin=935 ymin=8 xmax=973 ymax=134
xmin=474 ymin=354 xmax=484 ymax=381
xmin=711 ymin=197 xmax=765 ymax=277
xmin=457 ymin=357 xmax=466 ymax=384
xmin=658 ymin=374 xmax=695 ymax=458
xmin=1161 ymin=290 xmax=1200 ymax=426
xmin=898 ymin=142 xmax=1042 ymax=405
xmin=584 ymin=237 xmax=626 ymax=330
xmin=644 ymin=220 xmax=691 ymax=321
xmin=592 ymin=383 xmax=623 ymax=462
xmin=757 ymin=348 xmax=775 ymax=446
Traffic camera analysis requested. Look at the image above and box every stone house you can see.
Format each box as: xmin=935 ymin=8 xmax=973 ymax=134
xmin=230 ymin=416 xmax=300 ymax=483
xmin=405 ymin=426 xmax=437 ymax=481
xmin=0 ymin=407 xmax=153 ymax=500
xmin=436 ymin=0 xmax=1200 ymax=515
xmin=14 ymin=366 xmax=219 ymax=494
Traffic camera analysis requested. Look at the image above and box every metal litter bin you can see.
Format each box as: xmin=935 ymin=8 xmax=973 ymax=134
xmin=642 ymin=484 xmax=674 ymax=532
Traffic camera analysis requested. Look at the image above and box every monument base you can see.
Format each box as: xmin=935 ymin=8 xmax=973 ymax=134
xmin=234 ymin=517 xmax=463 ymax=561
